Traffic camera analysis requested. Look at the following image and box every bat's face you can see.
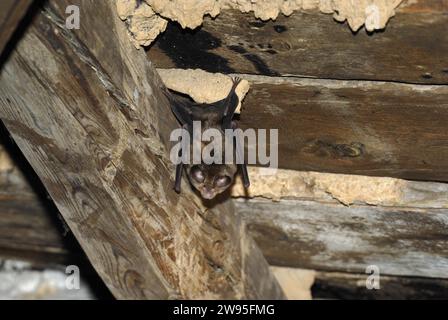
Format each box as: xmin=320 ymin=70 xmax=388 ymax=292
xmin=187 ymin=164 xmax=237 ymax=199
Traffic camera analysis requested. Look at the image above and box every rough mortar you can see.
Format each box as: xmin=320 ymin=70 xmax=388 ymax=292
xmin=231 ymin=167 xmax=448 ymax=208
xmin=157 ymin=68 xmax=250 ymax=113
xmin=117 ymin=0 xmax=404 ymax=47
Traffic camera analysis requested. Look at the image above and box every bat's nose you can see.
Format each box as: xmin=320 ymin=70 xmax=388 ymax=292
xmin=201 ymin=189 xmax=215 ymax=199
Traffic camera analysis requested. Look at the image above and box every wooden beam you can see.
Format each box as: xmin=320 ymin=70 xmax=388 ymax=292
xmin=312 ymin=270 xmax=448 ymax=299
xmin=0 ymin=1 xmax=283 ymax=300
xmin=0 ymin=0 xmax=32 ymax=57
xmin=0 ymin=141 xmax=74 ymax=264
xmin=3 ymin=181 xmax=448 ymax=299
xmin=399 ymin=0 xmax=448 ymax=13
xmin=0 ymin=191 xmax=69 ymax=257
xmin=4 ymin=166 xmax=448 ymax=281
xmin=147 ymin=5 xmax=448 ymax=182
xmin=233 ymin=76 xmax=448 ymax=182
xmin=148 ymin=9 xmax=448 ymax=84
xmin=3 ymin=138 xmax=448 ymax=281
xmin=236 ymin=198 xmax=448 ymax=278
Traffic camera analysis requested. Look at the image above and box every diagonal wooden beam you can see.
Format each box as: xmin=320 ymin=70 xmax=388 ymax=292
xmin=0 ymin=0 xmax=284 ymax=299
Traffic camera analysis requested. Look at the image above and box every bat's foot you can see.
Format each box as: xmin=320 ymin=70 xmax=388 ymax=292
xmin=232 ymin=76 xmax=242 ymax=86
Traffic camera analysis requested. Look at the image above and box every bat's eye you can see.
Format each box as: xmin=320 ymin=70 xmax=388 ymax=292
xmin=215 ymin=175 xmax=231 ymax=187
xmin=191 ymin=166 xmax=205 ymax=183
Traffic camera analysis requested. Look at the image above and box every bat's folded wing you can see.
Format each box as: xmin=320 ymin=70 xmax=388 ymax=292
xmin=162 ymin=88 xmax=195 ymax=127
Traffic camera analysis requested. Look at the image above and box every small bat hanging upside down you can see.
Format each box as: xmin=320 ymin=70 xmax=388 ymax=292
xmin=163 ymin=77 xmax=250 ymax=200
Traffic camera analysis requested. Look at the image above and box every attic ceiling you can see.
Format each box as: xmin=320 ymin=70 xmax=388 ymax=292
xmin=117 ymin=0 xmax=405 ymax=47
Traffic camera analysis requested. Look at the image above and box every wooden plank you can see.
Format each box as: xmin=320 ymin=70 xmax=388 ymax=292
xmin=0 ymin=140 xmax=75 ymax=263
xmin=0 ymin=194 xmax=68 ymax=256
xmin=234 ymin=76 xmax=448 ymax=182
xmin=236 ymin=198 xmax=448 ymax=278
xmin=5 ymin=131 xmax=448 ymax=281
xmin=4 ymin=151 xmax=448 ymax=286
xmin=0 ymin=0 xmax=32 ymax=57
xmin=399 ymin=0 xmax=448 ymax=13
xmin=312 ymin=271 xmax=448 ymax=299
xmin=3 ymin=186 xmax=448 ymax=298
xmin=0 ymin=1 xmax=283 ymax=300
xmin=148 ymin=10 xmax=448 ymax=84
xmin=5 ymin=160 xmax=448 ymax=280
xmin=4 ymin=135 xmax=448 ymax=280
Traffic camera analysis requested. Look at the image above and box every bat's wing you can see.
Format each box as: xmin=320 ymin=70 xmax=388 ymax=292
xmin=163 ymin=77 xmax=242 ymax=130
xmin=163 ymin=88 xmax=194 ymax=193
xmin=174 ymin=151 xmax=183 ymax=193
xmin=163 ymin=87 xmax=223 ymax=131
xmin=231 ymin=120 xmax=250 ymax=188
xmin=162 ymin=87 xmax=195 ymax=128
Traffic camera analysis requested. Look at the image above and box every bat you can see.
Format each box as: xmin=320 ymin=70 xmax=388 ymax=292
xmin=163 ymin=77 xmax=250 ymax=199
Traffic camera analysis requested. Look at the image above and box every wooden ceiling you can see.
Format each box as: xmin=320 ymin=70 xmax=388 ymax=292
xmin=148 ymin=6 xmax=448 ymax=182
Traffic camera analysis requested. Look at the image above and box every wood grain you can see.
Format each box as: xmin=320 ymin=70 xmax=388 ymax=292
xmin=399 ymin=0 xmax=448 ymax=13
xmin=148 ymin=10 xmax=448 ymax=84
xmin=235 ymin=76 xmax=448 ymax=182
xmin=4 ymin=173 xmax=448 ymax=281
xmin=312 ymin=271 xmax=448 ymax=299
xmin=0 ymin=0 xmax=283 ymax=300
xmin=236 ymin=198 xmax=448 ymax=278
xmin=0 ymin=193 xmax=67 ymax=256
xmin=3 ymin=143 xmax=448 ymax=288
xmin=0 ymin=137 xmax=78 ymax=264
xmin=3 ymin=183 xmax=448 ymax=297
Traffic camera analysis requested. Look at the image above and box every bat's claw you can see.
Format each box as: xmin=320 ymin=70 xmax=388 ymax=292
xmin=223 ymin=78 xmax=243 ymax=118
xmin=232 ymin=76 xmax=242 ymax=86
